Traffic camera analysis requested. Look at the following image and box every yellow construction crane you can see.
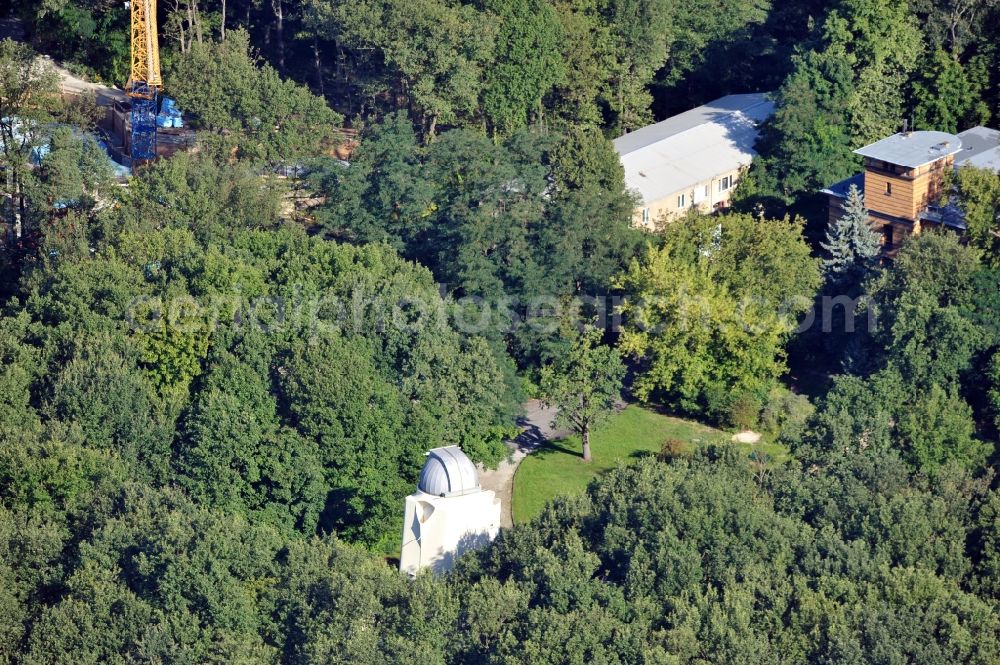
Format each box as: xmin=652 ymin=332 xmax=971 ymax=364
xmin=125 ymin=0 xmax=162 ymax=162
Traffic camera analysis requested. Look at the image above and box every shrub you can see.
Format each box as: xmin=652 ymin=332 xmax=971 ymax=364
xmin=761 ymin=387 xmax=814 ymax=440
xmin=728 ymin=392 xmax=763 ymax=430
xmin=658 ymin=438 xmax=687 ymax=461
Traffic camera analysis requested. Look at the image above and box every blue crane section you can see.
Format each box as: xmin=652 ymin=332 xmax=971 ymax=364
xmin=125 ymin=0 xmax=162 ymax=164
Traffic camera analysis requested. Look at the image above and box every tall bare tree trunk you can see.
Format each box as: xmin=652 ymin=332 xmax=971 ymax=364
xmin=220 ymin=0 xmax=226 ymax=39
xmin=272 ymin=0 xmax=286 ymax=74
xmin=191 ymin=0 xmax=204 ymax=45
xmin=13 ymin=174 xmax=23 ymax=240
xmin=312 ymin=37 xmax=324 ymax=96
xmin=582 ymin=425 xmax=592 ymax=462
xmin=170 ymin=0 xmax=187 ymax=52
xmin=186 ymin=3 xmax=195 ymax=49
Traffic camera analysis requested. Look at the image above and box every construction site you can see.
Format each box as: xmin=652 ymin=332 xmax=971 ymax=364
xmin=54 ymin=59 xmax=195 ymax=171
xmin=0 ymin=1 xmax=193 ymax=251
xmin=1 ymin=0 xmax=366 ymax=252
xmin=62 ymin=0 xmax=194 ymax=170
xmin=1 ymin=4 xmax=194 ymax=179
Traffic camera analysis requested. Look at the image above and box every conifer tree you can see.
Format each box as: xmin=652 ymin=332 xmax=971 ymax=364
xmin=818 ymin=184 xmax=881 ymax=374
xmin=821 ymin=184 xmax=881 ymax=287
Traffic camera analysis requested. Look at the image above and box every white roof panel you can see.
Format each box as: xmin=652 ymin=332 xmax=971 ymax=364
xmin=963 ymin=148 xmax=1000 ymax=171
xmin=957 ymin=126 xmax=1000 ymax=172
xmin=614 ymin=94 xmax=773 ymax=206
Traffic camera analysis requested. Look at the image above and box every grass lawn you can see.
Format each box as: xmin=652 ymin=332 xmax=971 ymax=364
xmin=511 ymin=405 xmax=789 ymax=524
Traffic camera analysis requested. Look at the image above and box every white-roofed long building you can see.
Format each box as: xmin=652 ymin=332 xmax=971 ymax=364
xmin=613 ymin=93 xmax=774 ymax=229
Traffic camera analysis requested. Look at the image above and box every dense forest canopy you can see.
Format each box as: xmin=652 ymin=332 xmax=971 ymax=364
xmin=1 ymin=0 xmax=1000 ymax=661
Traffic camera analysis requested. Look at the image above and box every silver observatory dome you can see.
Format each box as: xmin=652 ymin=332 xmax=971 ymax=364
xmin=417 ymin=446 xmax=481 ymax=497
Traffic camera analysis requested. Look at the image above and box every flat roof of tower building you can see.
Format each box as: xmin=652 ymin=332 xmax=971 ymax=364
xmin=854 ymin=131 xmax=963 ymax=168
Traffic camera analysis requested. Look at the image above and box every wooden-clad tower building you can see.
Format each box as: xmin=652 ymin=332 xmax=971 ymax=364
xmin=823 ymin=130 xmax=964 ymax=253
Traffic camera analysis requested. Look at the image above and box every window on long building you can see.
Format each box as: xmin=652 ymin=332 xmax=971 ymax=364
xmin=677 ymin=194 xmax=686 ymax=208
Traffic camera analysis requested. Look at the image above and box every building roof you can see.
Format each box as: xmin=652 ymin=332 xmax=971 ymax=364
xmin=853 ymin=131 xmax=963 ymax=168
xmin=957 ymin=126 xmax=1000 ymax=171
xmin=919 ymin=205 xmax=967 ymax=231
xmin=821 ymin=173 xmax=865 ymax=200
xmin=417 ymin=446 xmax=480 ymax=497
xmin=613 ymin=93 xmax=774 ymax=206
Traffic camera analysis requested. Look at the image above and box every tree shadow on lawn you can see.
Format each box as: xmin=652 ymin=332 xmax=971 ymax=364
xmin=529 ymin=438 xmax=584 ymax=460
xmin=629 ymin=450 xmax=657 ymax=460
xmin=641 ymin=403 xmax=723 ymax=431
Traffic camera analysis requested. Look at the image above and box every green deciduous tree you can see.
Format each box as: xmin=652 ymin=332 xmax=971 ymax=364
xmin=971 ymin=489 xmax=1000 ymax=598
xmin=278 ymin=331 xmax=425 ymax=546
xmin=835 ymin=0 xmax=923 ymax=144
xmin=910 ymin=48 xmax=991 ymax=133
xmin=480 ymin=0 xmax=565 ymax=137
xmin=167 ymin=29 xmax=343 ymax=163
xmin=616 ymin=213 xmax=819 ymax=416
xmin=652 ymin=0 xmax=772 ymax=110
xmin=382 ymin=0 xmax=491 ymax=138
xmin=45 ymin=335 xmax=174 ymax=482
xmin=988 ymin=351 xmax=1000 ymax=435
xmin=796 ymin=371 xmax=902 ymax=461
xmin=869 ymin=232 xmax=994 ymax=392
xmin=314 ymin=115 xmax=640 ymax=367
xmin=135 ymin=301 xmax=213 ymax=395
xmin=272 ymin=536 xmax=456 ymax=662
xmin=600 ymin=0 xmax=672 ymax=133
xmin=0 ymin=312 xmax=43 ymax=439
xmin=954 ymin=165 xmax=1000 ymax=264
xmin=22 ymin=0 xmax=130 ymax=84
xmin=453 ymin=453 xmax=1000 ymax=664
xmin=0 ymin=39 xmax=61 ymax=238
xmin=805 ymin=232 xmax=998 ymax=472
xmin=0 ymin=503 xmax=67 ymax=662
xmin=20 ymin=484 xmax=284 ymax=663
xmin=547 ymin=124 xmax=626 ymax=195
xmin=755 ymin=47 xmax=857 ymax=199
xmin=119 ymin=151 xmax=283 ymax=242
xmin=175 ymin=342 xmax=326 ymax=534
xmin=752 ymin=0 xmax=923 ymax=205
xmin=896 ymin=382 xmax=986 ymax=471
xmin=539 ymin=327 xmax=624 ymax=461
xmin=313 ymin=110 xmax=434 ymax=251
xmin=29 ymin=127 xmax=115 ymax=213
xmin=549 ymin=0 xmax=617 ymax=127
xmin=912 ymin=0 xmax=1000 ymax=54
xmin=323 ymin=0 xmax=492 ymax=138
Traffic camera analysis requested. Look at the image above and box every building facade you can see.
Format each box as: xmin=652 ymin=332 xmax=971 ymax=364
xmin=613 ymin=94 xmax=774 ymax=230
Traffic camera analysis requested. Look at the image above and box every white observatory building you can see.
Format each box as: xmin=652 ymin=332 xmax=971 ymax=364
xmin=399 ymin=446 xmax=501 ymax=576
